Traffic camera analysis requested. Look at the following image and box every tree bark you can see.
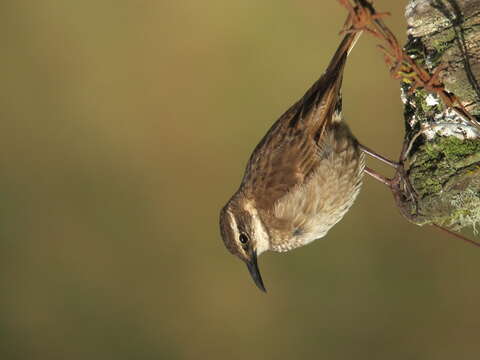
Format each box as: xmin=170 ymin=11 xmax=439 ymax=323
xmin=400 ymin=0 xmax=480 ymax=231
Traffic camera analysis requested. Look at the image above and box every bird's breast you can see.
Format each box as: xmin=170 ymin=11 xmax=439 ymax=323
xmin=267 ymin=136 xmax=365 ymax=252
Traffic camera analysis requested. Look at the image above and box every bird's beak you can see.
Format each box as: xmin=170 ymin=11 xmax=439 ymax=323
xmin=246 ymin=251 xmax=266 ymax=292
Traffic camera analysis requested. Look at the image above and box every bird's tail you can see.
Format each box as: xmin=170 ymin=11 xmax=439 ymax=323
xmin=287 ymin=28 xmax=362 ymax=130
xmin=325 ymin=29 xmax=362 ymax=78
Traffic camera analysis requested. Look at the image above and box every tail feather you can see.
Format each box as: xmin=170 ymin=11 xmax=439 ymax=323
xmin=288 ymin=30 xmax=362 ymax=130
xmin=325 ymin=30 xmax=362 ymax=76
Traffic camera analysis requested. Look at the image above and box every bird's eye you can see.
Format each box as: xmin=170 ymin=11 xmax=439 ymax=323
xmin=239 ymin=233 xmax=249 ymax=244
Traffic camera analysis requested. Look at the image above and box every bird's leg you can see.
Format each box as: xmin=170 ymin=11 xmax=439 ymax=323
xmin=359 ymin=143 xmax=403 ymax=187
xmin=364 ymin=166 xmax=393 ymax=187
xmin=359 ymin=144 xmax=399 ymax=168
xmin=364 ymin=157 xmax=418 ymax=213
xmin=391 ymin=162 xmax=418 ymax=204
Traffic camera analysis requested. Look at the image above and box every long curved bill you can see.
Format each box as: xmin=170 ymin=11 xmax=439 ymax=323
xmin=246 ymin=251 xmax=266 ymax=292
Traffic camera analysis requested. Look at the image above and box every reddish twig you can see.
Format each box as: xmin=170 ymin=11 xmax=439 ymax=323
xmin=339 ymin=0 xmax=480 ymax=130
xmin=339 ymin=0 xmax=480 ymax=248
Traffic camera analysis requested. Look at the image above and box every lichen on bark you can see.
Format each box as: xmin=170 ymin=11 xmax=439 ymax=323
xmin=400 ymin=0 xmax=480 ymax=231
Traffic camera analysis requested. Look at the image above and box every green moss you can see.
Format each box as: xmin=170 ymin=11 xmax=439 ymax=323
xmin=447 ymin=188 xmax=480 ymax=232
xmin=413 ymin=89 xmax=430 ymax=116
xmin=400 ymin=8 xmax=480 ymax=231
xmin=407 ymin=136 xmax=480 ymax=229
xmin=405 ymin=87 xmax=444 ymax=125
xmin=426 ymin=28 xmax=457 ymax=64
xmin=404 ymin=27 xmax=456 ymax=72
xmin=413 ymin=136 xmax=480 ymax=171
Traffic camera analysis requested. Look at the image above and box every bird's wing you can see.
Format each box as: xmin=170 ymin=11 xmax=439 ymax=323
xmin=240 ymin=31 xmax=361 ymax=211
xmin=241 ymin=66 xmax=346 ymax=211
xmin=242 ymin=125 xmax=317 ymax=210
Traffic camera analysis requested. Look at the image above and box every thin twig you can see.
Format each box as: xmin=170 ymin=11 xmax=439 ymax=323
xmin=339 ymin=0 xmax=480 ymax=131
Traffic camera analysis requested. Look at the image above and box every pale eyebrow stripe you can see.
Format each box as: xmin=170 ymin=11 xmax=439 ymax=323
xmin=227 ymin=210 xmax=240 ymax=241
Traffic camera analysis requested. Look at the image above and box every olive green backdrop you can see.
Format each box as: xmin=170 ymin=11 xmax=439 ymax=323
xmin=2 ymin=1 xmax=479 ymax=359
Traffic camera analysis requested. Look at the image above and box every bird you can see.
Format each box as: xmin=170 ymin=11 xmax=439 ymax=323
xmin=219 ymin=21 xmax=365 ymax=293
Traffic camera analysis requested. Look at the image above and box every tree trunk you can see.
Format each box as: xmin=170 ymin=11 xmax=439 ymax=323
xmin=400 ymin=0 xmax=480 ymax=231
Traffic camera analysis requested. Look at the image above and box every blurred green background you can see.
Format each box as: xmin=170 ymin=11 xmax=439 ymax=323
xmin=2 ymin=0 xmax=480 ymax=359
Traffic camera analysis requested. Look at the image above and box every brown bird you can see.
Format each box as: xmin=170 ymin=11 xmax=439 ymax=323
xmin=219 ymin=27 xmax=364 ymax=292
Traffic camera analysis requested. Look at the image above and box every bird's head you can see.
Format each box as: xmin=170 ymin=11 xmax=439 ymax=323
xmin=219 ymin=198 xmax=270 ymax=292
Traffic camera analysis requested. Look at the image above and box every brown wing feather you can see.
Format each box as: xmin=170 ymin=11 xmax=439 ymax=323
xmin=243 ymin=125 xmax=318 ymax=210
xmin=240 ymin=31 xmax=360 ymax=211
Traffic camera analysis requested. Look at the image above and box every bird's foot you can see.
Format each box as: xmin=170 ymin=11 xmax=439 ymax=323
xmin=359 ymin=144 xmax=399 ymax=169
